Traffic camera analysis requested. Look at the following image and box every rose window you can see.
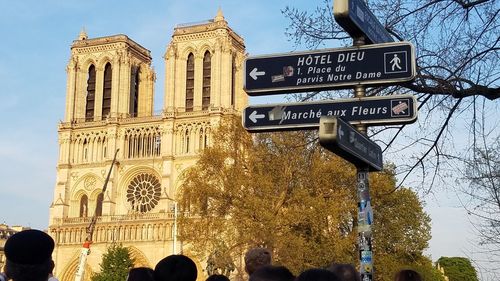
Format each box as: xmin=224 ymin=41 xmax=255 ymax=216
xmin=126 ymin=173 xmax=161 ymax=213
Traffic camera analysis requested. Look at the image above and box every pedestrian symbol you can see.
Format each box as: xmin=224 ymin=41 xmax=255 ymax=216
xmin=390 ymin=54 xmax=401 ymax=71
xmin=384 ymin=51 xmax=407 ymax=74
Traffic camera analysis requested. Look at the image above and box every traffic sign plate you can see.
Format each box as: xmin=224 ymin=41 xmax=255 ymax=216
xmin=243 ymin=94 xmax=417 ymax=132
xmin=244 ymin=42 xmax=415 ymax=96
xmin=334 ymin=0 xmax=394 ymax=44
xmin=319 ymin=116 xmax=383 ymax=171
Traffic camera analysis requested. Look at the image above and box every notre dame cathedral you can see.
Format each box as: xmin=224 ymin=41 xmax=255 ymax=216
xmin=48 ymin=10 xmax=247 ymax=281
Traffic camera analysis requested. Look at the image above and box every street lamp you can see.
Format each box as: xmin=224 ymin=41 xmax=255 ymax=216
xmin=172 ymin=200 xmax=178 ymax=254
xmin=165 ymin=195 xmax=179 ymax=254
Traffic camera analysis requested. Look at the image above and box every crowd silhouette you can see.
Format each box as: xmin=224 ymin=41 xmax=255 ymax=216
xmin=1 ymin=230 xmax=424 ymax=281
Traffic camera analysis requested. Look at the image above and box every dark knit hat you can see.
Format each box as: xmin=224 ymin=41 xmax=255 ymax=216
xmin=4 ymin=229 xmax=55 ymax=265
xmin=154 ymin=255 xmax=197 ymax=281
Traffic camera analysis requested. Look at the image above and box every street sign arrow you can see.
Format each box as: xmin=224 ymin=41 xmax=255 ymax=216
xmin=242 ymin=94 xmax=417 ymax=132
xmin=250 ymin=68 xmax=266 ymax=80
xmin=319 ymin=116 xmax=383 ymax=171
xmin=244 ymin=42 xmax=415 ymax=96
xmin=249 ymin=111 xmax=265 ymax=123
xmin=334 ymin=0 xmax=394 ymax=44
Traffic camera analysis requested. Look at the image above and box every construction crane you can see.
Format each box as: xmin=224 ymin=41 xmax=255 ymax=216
xmin=74 ymin=149 xmax=119 ymax=281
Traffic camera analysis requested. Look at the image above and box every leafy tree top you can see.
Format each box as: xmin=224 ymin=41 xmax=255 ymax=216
xmin=178 ymin=117 xmax=442 ymax=281
xmin=91 ymin=244 xmax=135 ymax=281
xmin=437 ymin=257 xmax=479 ymax=281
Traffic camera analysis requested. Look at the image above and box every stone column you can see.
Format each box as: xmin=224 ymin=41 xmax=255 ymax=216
xmin=64 ymin=56 xmax=78 ymax=122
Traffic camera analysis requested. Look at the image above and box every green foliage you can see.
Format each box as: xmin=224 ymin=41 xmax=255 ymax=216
xmin=437 ymin=257 xmax=479 ymax=281
xmin=178 ymin=117 xmax=437 ymax=280
xmin=206 ymin=242 xmax=235 ymax=276
xmin=377 ymin=255 xmax=445 ymax=281
xmin=91 ymin=244 xmax=135 ymax=281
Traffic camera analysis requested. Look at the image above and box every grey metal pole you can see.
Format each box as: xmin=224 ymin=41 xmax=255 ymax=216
xmin=173 ymin=201 xmax=178 ymax=254
xmin=352 ymin=34 xmax=374 ymax=280
xmin=357 ymin=166 xmax=373 ymax=281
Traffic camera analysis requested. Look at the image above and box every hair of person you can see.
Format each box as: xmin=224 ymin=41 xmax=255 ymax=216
xmin=127 ymin=267 xmax=155 ymax=281
xmin=296 ymin=268 xmax=341 ymax=281
xmin=249 ymin=265 xmax=294 ymax=281
xmin=326 ymin=263 xmax=360 ymax=281
xmin=4 ymin=229 xmax=54 ymax=265
xmin=206 ymin=274 xmax=230 ymax=281
xmin=394 ymin=269 xmax=422 ymax=281
xmin=4 ymin=259 xmax=53 ymax=281
xmin=154 ymin=255 xmax=198 ymax=281
xmin=3 ymin=229 xmax=55 ymax=281
xmin=244 ymin=248 xmax=272 ymax=275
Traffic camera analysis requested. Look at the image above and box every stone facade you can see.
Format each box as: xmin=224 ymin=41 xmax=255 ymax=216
xmin=48 ymin=10 xmax=247 ymax=281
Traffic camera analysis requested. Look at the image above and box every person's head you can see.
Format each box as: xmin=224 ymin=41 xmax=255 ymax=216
xmin=394 ymin=270 xmax=422 ymax=281
xmin=127 ymin=267 xmax=155 ymax=281
xmin=249 ymin=265 xmax=294 ymax=281
xmin=326 ymin=263 xmax=360 ymax=281
xmin=4 ymin=229 xmax=55 ymax=281
xmin=206 ymin=274 xmax=230 ymax=281
xmin=244 ymin=248 xmax=272 ymax=275
xmin=154 ymin=255 xmax=198 ymax=281
xmin=296 ymin=269 xmax=341 ymax=281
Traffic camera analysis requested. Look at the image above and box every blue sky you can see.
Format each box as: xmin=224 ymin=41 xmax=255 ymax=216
xmin=0 ymin=0 xmax=494 ymax=277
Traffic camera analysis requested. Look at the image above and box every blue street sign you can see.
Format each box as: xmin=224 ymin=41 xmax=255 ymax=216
xmin=334 ymin=0 xmax=394 ymax=44
xmin=244 ymin=42 xmax=415 ymax=96
xmin=319 ymin=116 xmax=383 ymax=171
xmin=243 ymin=95 xmax=417 ymax=132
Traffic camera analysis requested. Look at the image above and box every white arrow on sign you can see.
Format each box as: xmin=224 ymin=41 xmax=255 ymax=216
xmin=249 ymin=111 xmax=266 ymax=123
xmin=249 ymin=68 xmax=266 ymax=80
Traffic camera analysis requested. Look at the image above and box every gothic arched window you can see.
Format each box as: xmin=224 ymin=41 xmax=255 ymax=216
xmin=102 ymin=63 xmax=112 ymax=119
xmin=79 ymin=195 xmax=88 ymax=217
xmin=202 ymin=51 xmax=211 ymax=110
xmin=130 ymin=66 xmax=140 ymax=117
xmin=96 ymin=193 xmax=104 ymax=216
xmin=185 ymin=53 xmax=194 ymax=112
xmin=83 ymin=139 xmax=88 ymax=162
xmin=199 ymin=128 xmax=204 ymax=150
xmin=85 ymin=65 xmax=96 ymax=121
xmin=185 ymin=129 xmax=190 ymax=154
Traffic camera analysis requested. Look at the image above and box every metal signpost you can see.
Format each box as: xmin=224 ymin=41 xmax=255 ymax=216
xmin=243 ymin=94 xmax=417 ymax=132
xmin=244 ymin=42 xmax=415 ymax=95
xmin=333 ymin=0 xmax=394 ymax=44
xmin=242 ymin=1 xmax=417 ymax=280
xmin=319 ymin=116 xmax=383 ymax=171
xmin=331 ymin=0 xmax=402 ymax=279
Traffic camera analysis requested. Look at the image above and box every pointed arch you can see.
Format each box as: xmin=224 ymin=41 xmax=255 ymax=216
xmin=185 ymin=53 xmax=194 ymax=112
xmin=85 ymin=64 xmax=96 ymax=121
xmin=185 ymin=128 xmax=190 ymax=154
xmin=96 ymin=54 xmax=113 ymax=69
xmin=199 ymin=127 xmax=204 ymax=151
xmin=130 ymin=65 xmax=140 ymax=117
xmin=79 ymin=194 xmax=88 ymax=217
xmin=102 ymin=62 xmax=112 ymax=119
xmin=128 ymin=246 xmax=152 ymax=267
xmin=96 ymin=193 xmax=104 ymax=216
xmin=59 ymin=253 xmax=93 ymax=281
xmin=202 ymin=51 xmax=211 ymax=110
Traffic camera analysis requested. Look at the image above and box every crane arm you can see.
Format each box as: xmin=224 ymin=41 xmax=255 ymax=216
xmin=74 ymin=149 xmax=119 ymax=281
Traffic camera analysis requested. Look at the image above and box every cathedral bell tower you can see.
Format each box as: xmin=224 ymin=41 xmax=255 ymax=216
xmin=163 ymin=8 xmax=247 ymax=113
xmin=64 ymin=30 xmax=155 ymax=123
